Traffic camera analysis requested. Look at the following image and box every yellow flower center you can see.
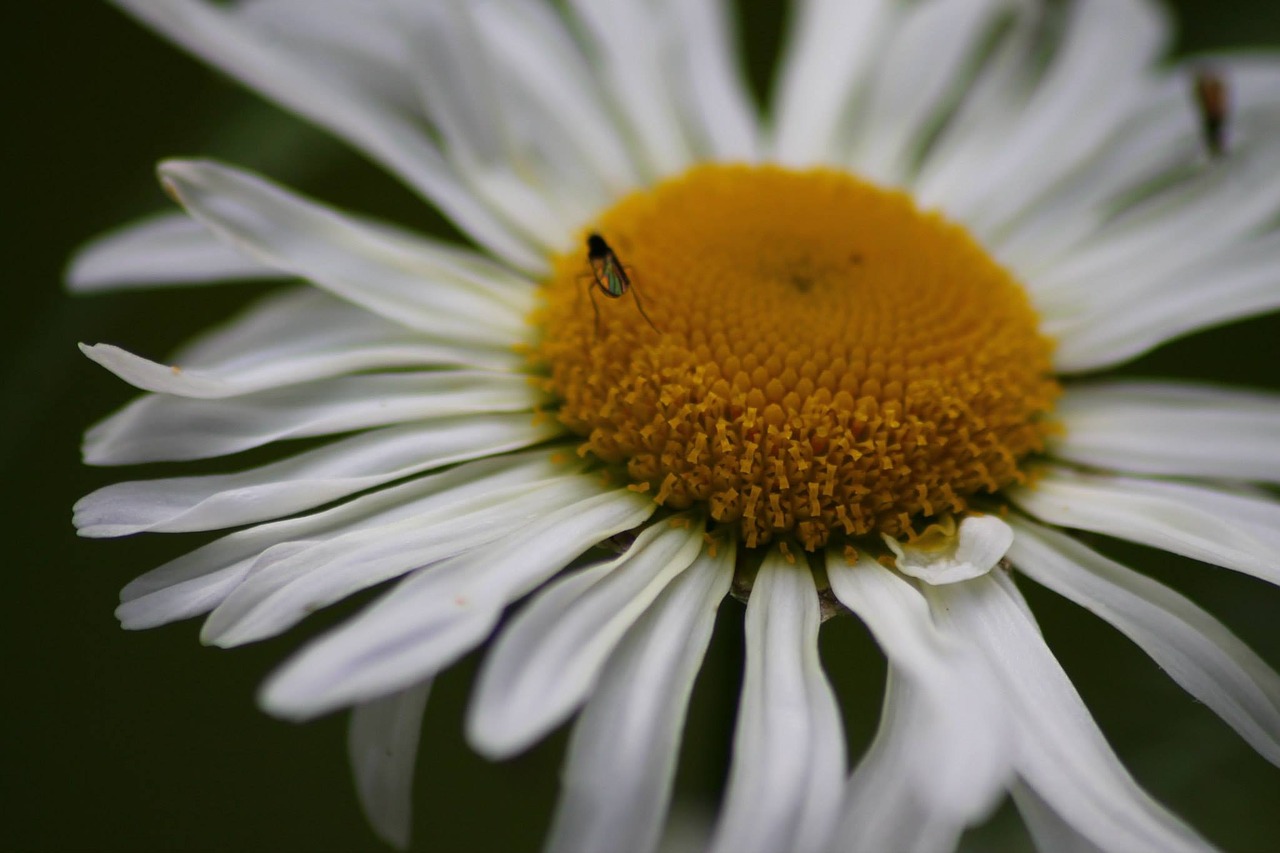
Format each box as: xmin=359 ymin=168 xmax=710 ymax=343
xmin=535 ymin=164 xmax=1058 ymax=551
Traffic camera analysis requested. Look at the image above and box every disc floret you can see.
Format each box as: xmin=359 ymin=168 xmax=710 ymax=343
xmin=537 ymin=165 xmax=1059 ymax=551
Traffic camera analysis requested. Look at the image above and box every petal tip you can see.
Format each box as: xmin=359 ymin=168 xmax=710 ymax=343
xmin=257 ymin=681 xmax=316 ymax=723
xmin=463 ymin=708 xmax=525 ymax=762
xmin=65 ymin=252 xmax=105 ymax=292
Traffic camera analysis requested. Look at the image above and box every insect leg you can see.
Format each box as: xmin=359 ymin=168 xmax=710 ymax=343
xmin=627 ymin=274 xmax=660 ymax=333
xmin=589 ymin=281 xmax=603 ymax=338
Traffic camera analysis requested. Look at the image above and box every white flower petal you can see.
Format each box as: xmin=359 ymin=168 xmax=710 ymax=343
xmin=827 ymin=554 xmax=979 ymax=693
xmin=1032 ymin=141 xmax=1280 ymax=309
xmin=114 ymin=476 xmax=483 ymax=630
xmin=970 ymin=0 xmax=1170 ymax=234
xmin=109 ymin=0 xmax=544 ymax=269
xmin=770 ymin=0 xmax=895 ymax=166
xmin=117 ymin=450 xmax=572 ymax=630
xmin=157 ymin=159 xmax=535 ymax=344
xmin=261 ymin=487 xmax=656 ymax=720
xmin=1051 ymin=381 xmax=1280 ymax=482
xmin=466 ymin=0 xmax=640 ymax=196
xmin=466 ymin=518 xmax=705 ymax=759
xmin=850 ymin=0 xmax=1012 ymax=186
xmin=661 ymin=0 xmax=760 ymax=162
xmin=990 ymin=79 xmax=1193 ymax=277
xmin=66 ymin=212 xmax=284 ymax=291
xmin=166 ymin=285 xmax=461 ymax=369
xmin=382 ymin=1 xmax=595 ymax=248
xmin=382 ymin=2 xmax=510 ymax=169
xmin=993 ymin=57 xmax=1280 ymax=276
xmin=546 ymin=538 xmax=735 ymax=853
xmin=238 ymin=0 xmax=631 ymax=246
xmin=1048 ymin=230 xmax=1280 ymax=372
xmin=75 ymin=414 xmax=557 ymax=536
xmin=840 ymin=674 xmax=984 ymax=853
xmin=348 ymin=680 xmax=431 ymax=851
xmin=1011 ymin=466 xmax=1280 ymax=586
xmin=930 ymin=573 xmax=1214 ymax=853
xmin=233 ymin=0 xmax=421 ymax=112
xmin=826 ymin=556 xmax=1012 ymax=853
xmin=708 ymin=551 xmax=844 ymax=853
xmin=1010 ymin=780 xmax=1108 ymax=853
xmin=79 ymin=338 xmax=514 ymax=400
xmin=79 ymin=291 xmax=521 ymax=400
xmin=117 ymin=549 xmax=254 ymax=632
xmin=564 ymin=0 xmax=695 ymax=178
xmin=204 ymin=473 xmax=603 ymax=648
xmin=884 ymin=514 xmax=1013 ymax=585
xmin=171 ymin=276 xmax=523 ymax=377
xmin=909 ymin=3 xmax=1040 ymax=207
xmin=1010 ymin=518 xmax=1280 ymax=766
xmin=83 ymin=371 xmax=540 ymax=465
xmin=922 ymin=0 xmax=1169 ymax=236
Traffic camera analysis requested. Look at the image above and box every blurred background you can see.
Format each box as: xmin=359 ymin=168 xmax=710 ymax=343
xmin=6 ymin=1 xmax=1279 ymax=851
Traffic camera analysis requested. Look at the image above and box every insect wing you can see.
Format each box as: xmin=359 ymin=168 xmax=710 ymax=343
xmin=601 ymin=254 xmax=630 ymax=298
xmin=588 ymin=255 xmax=612 ymax=293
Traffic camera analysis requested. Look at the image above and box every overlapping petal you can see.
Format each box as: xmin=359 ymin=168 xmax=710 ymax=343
xmin=466 ymin=518 xmax=706 ymax=758
xmin=546 ymin=539 xmax=735 ymax=853
xmin=261 ymin=488 xmax=656 ymax=720
xmin=1051 ymin=381 xmax=1280 ymax=482
xmin=659 ymin=0 xmax=760 ymax=162
xmin=849 ymin=0 xmax=1013 ymax=186
xmin=463 ymin=0 xmax=641 ymax=197
xmin=203 ymin=472 xmax=602 ymax=648
xmin=1011 ymin=519 xmax=1280 ymax=766
xmin=563 ymin=0 xmax=696 ymax=178
xmin=707 ymin=552 xmax=844 ymax=853
xmin=994 ymin=58 xmax=1280 ymax=278
xmin=1032 ymin=137 xmax=1280 ymax=302
xmin=115 ymin=449 xmax=573 ymax=630
xmin=827 ymin=557 xmax=1011 ymax=853
xmin=349 ymin=680 xmax=432 ymax=849
xmin=75 ymin=414 xmax=557 ymax=536
xmin=1048 ymin=229 xmax=1280 ymax=371
xmin=883 ymin=515 xmax=1013 ymax=585
xmin=770 ymin=0 xmax=896 ymax=166
xmin=83 ymin=371 xmax=542 ymax=465
xmin=79 ymin=289 xmax=522 ymax=400
xmin=1011 ymin=466 xmax=1280 ymax=585
xmin=157 ymin=160 xmax=535 ymax=344
xmin=67 ymin=212 xmax=284 ymax=291
xmin=109 ymin=0 xmax=546 ymax=268
xmin=1010 ymin=781 xmax=1109 ymax=853
xmin=918 ymin=0 xmax=1170 ymax=237
xmin=929 ymin=573 xmax=1213 ymax=853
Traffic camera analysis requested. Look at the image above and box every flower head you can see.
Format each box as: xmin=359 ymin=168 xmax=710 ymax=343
xmin=74 ymin=0 xmax=1280 ymax=850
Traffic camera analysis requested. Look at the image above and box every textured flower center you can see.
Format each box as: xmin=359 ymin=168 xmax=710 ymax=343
xmin=535 ymin=165 xmax=1058 ymax=551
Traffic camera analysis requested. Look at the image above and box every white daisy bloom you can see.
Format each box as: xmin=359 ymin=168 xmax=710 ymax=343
xmin=73 ymin=0 xmax=1280 ymax=851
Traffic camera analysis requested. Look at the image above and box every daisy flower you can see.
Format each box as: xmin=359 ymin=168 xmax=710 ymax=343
xmin=72 ymin=0 xmax=1280 ymax=850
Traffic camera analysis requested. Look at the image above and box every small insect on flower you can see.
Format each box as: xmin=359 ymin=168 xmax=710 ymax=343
xmin=584 ymin=232 xmax=658 ymax=335
xmin=1193 ymin=69 xmax=1230 ymax=158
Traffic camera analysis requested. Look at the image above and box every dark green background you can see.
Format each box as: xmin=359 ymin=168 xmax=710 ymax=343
xmin=6 ymin=2 xmax=1279 ymax=851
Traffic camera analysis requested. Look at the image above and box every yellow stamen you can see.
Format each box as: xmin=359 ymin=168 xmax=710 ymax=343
xmin=536 ymin=165 xmax=1058 ymax=551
